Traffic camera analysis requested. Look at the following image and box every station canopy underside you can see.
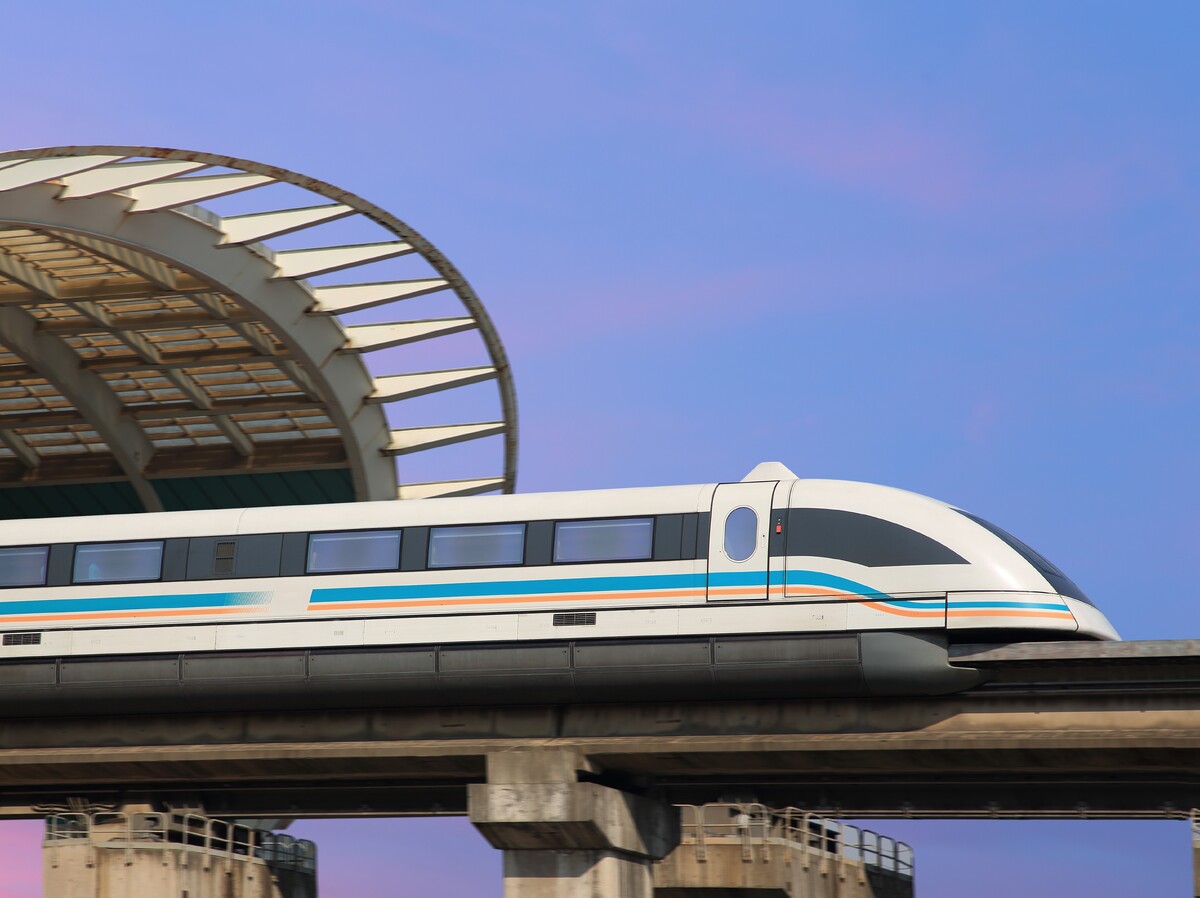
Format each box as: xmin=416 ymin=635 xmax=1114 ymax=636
xmin=0 ymin=147 xmax=516 ymax=518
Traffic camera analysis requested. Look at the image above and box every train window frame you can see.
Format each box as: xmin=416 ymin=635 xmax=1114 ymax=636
xmin=0 ymin=544 xmax=50 ymax=588
xmin=723 ymin=506 xmax=758 ymax=562
xmin=72 ymin=539 xmax=165 ymax=585
xmin=427 ymin=522 xmax=526 ymax=569
xmin=305 ymin=529 xmax=403 ymax=575
xmin=553 ymin=516 xmax=656 ymax=565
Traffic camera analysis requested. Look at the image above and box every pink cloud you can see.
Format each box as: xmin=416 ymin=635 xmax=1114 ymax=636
xmin=705 ymin=93 xmax=977 ymax=213
xmin=0 ymin=821 xmax=43 ymax=898
xmin=965 ymin=397 xmax=1003 ymax=445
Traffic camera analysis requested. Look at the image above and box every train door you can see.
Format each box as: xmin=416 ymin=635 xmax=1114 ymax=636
xmin=706 ymin=480 xmax=779 ymax=601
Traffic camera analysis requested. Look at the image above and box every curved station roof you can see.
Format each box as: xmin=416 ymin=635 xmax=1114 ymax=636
xmin=0 ymin=146 xmax=516 ymax=517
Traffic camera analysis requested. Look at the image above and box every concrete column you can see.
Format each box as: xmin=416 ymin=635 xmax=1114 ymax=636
xmin=469 ymin=750 xmax=680 ymax=898
xmin=1192 ymin=810 xmax=1199 ymax=898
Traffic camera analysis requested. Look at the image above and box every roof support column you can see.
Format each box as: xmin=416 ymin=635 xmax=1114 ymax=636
xmin=0 ymin=305 xmax=162 ymax=511
xmin=468 ymin=750 xmax=680 ymax=898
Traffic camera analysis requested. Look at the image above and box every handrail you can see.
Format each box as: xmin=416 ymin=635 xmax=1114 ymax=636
xmin=42 ymin=811 xmax=316 ymax=873
xmin=675 ymin=802 xmax=914 ymax=879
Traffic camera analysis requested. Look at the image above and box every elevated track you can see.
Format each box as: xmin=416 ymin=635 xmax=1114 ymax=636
xmin=1 ymin=638 xmax=1198 ymax=820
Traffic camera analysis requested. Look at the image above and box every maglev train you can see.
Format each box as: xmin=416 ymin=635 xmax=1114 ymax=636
xmin=0 ymin=462 xmax=1117 ymax=715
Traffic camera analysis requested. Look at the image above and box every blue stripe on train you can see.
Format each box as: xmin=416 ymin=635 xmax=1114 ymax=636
xmin=310 ymin=569 xmax=899 ymax=605
xmin=781 ymin=569 xmax=893 ymax=599
xmin=949 ymin=600 xmax=1068 ymax=610
xmin=0 ymin=591 xmax=270 ymax=616
xmin=309 ymin=572 xmax=706 ymax=604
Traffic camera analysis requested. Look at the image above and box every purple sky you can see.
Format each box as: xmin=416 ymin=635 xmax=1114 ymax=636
xmin=1 ymin=2 xmax=1199 ymax=895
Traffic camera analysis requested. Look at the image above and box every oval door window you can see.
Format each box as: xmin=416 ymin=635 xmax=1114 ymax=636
xmin=724 ymin=506 xmax=758 ymax=561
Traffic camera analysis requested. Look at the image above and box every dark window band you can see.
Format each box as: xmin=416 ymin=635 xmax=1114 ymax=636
xmin=955 ymin=509 xmax=1093 ymax=606
xmin=786 ymin=508 xmax=966 ymax=567
xmin=0 ymin=512 xmax=701 ymax=589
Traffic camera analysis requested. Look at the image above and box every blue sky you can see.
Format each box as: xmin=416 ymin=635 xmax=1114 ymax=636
xmin=1 ymin=2 xmax=1198 ymax=895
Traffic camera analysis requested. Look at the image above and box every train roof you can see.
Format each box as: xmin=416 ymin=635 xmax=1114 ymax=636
xmin=0 ymin=469 xmax=959 ymax=544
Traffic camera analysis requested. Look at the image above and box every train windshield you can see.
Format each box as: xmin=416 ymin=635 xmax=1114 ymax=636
xmin=955 ymin=510 xmax=1094 ymax=606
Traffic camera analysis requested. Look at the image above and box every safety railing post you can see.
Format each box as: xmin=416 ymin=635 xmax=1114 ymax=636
xmin=1192 ymin=809 xmax=1199 ymax=898
xmin=799 ymin=812 xmax=814 ymax=871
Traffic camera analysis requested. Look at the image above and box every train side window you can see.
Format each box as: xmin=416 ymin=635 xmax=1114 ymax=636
xmin=307 ymin=530 xmax=401 ymax=574
xmin=0 ymin=545 xmax=49 ymax=587
xmin=428 ymin=523 xmax=525 ymax=568
xmin=73 ymin=540 xmax=164 ymax=584
xmin=786 ymin=509 xmax=965 ymax=566
xmin=554 ymin=518 xmax=654 ymax=563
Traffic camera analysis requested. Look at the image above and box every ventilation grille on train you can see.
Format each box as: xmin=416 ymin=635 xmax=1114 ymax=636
xmin=3 ymin=632 xmax=41 ymax=646
xmin=214 ymin=540 xmax=237 ymax=575
xmin=553 ymin=612 xmax=597 ymax=627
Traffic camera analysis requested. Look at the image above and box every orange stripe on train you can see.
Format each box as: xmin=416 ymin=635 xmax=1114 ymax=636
xmin=948 ymin=609 xmax=1074 ymax=620
xmin=861 ymin=601 xmax=944 ymax=618
xmin=0 ymin=606 xmax=260 ymax=624
xmin=308 ymin=589 xmax=706 ymax=612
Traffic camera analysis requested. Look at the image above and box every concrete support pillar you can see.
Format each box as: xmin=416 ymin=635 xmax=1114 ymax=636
xmin=1192 ymin=810 xmax=1199 ymax=898
xmin=42 ymin=805 xmax=317 ymax=898
xmin=469 ymin=750 xmax=680 ymax=898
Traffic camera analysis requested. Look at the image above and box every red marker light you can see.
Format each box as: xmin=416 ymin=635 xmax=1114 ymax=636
xmin=775 ymin=520 xmax=782 ymax=534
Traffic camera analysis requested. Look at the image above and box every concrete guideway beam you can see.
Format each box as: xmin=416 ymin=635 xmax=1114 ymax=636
xmin=469 ymin=750 xmax=680 ymax=898
xmin=5 ymin=642 xmax=1200 ymax=819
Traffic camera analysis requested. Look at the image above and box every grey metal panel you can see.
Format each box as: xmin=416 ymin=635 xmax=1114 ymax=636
xmin=714 ymin=635 xmax=860 ymax=664
xmin=182 ymin=653 xmax=306 ymax=682
xmin=695 ymin=513 xmax=711 ymax=559
xmin=437 ymin=672 xmax=575 ymax=703
xmin=860 ymin=632 xmax=984 ymax=696
xmin=653 ymin=515 xmax=683 ymax=561
xmin=306 ymin=675 xmax=441 ymax=704
xmin=187 ymin=534 xmax=282 ymax=579
xmin=0 ymin=630 xmax=994 ymax=713
xmin=163 ymin=538 xmax=189 ymax=581
xmin=280 ymin=532 xmax=308 ymax=577
xmin=61 ymin=657 xmax=180 ymax=685
xmin=573 ymin=639 xmax=712 ymax=668
xmin=400 ymin=527 xmax=428 ymax=571
xmin=309 ymin=648 xmax=435 ymax=678
xmin=439 ymin=643 xmax=570 ymax=673
xmin=47 ymin=543 xmax=73 ymax=586
xmin=681 ymin=514 xmax=698 ymax=560
xmin=525 ymin=520 xmax=553 ymax=566
xmin=768 ymin=508 xmax=786 ymax=557
xmin=572 ymin=668 xmax=713 ymax=701
xmin=236 ymin=534 xmax=282 ymax=578
xmin=0 ymin=662 xmax=57 ymax=686
xmin=187 ymin=536 xmax=219 ymax=579
xmin=712 ymin=664 xmax=865 ymax=696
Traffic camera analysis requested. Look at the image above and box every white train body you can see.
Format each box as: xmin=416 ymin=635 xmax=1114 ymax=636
xmin=0 ymin=463 xmax=1117 ymax=712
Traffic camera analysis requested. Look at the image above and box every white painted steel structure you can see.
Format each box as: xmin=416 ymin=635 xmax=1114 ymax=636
xmin=0 ymin=146 xmax=516 ymax=513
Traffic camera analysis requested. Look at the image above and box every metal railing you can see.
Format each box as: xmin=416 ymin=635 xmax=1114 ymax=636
xmin=677 ymin=803 xmax=914 ymax=881
xmin=44 ymin=811 xmax=316 ymax=874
